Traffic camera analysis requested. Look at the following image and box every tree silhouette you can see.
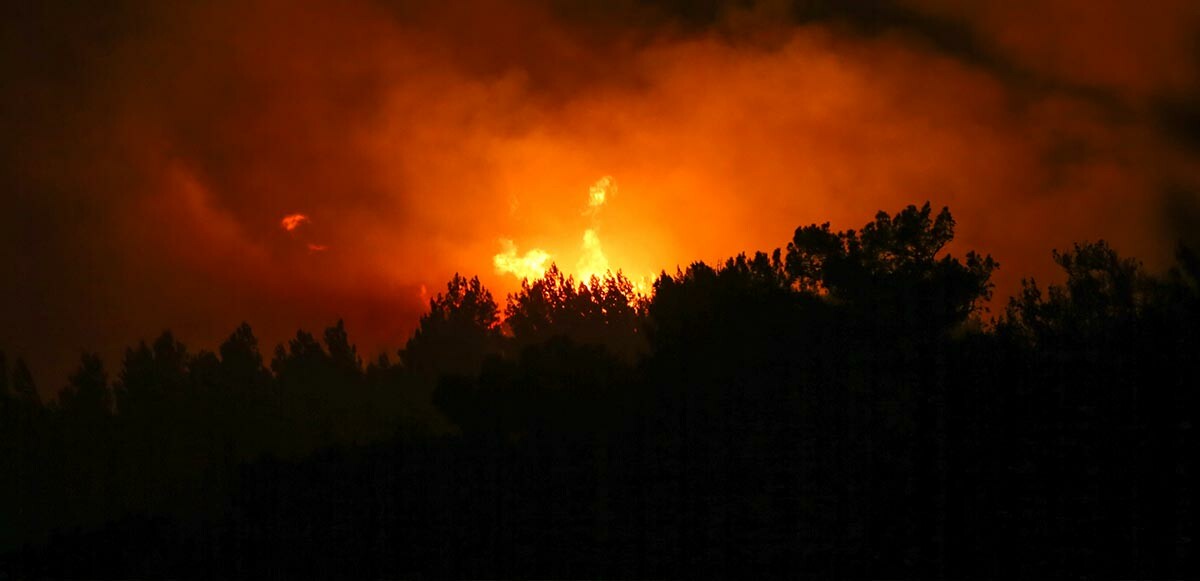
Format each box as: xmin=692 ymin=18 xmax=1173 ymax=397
xmin=787 ymin=202 xmax=997 ymax=329
xmin=1 ymin=204 xmax=1196 ymax=579
xmin=505 ymin=264 xmax=646 ymax=359
xmin=324 ymin=319 xmax=363 ymax=375
xmin=58 ymin=352 xmax=111 ymax=419
xmin=1003 ymin=240 xmax=1146 ymax=341
xmin=0 ymin=352 xmax=8 ymax=402
xmin=9 ymin=357 xmax=39 ymax=406
xmin=116 ymin=331 xmax=188 ymax=419
xmin=402 ymin=274 xmax=501 ymax=379
xmin=218 ymin=322 xmax=271 ymax=389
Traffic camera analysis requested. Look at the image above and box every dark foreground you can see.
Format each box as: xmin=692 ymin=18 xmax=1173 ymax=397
xmin=2 ymin=204 xmax=1196 ymax=578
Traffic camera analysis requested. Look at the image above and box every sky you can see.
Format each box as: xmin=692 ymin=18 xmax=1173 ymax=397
xmin=2 ymin=0 xmax=1199 ymax=394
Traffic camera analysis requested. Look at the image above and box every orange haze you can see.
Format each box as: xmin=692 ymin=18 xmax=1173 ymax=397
xmin=2 ymin=0 xmax=1199 ymax=393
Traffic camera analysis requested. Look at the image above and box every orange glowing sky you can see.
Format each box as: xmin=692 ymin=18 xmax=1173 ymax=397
xmin=2 ymin=0 xmax=1199 ymax=391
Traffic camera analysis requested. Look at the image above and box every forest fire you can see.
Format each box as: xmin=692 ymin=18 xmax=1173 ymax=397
xmin=494 ymin=175 xmax=620 ymax=285
xmin=492 ymin=238 xmax=551 ymax=281
xmin=1 ymin=0 xmax=1198 ymax=576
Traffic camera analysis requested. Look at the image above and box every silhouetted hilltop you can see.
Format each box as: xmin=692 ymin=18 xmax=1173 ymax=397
xmin=1 ymin=203 xmax=1196 ymax=578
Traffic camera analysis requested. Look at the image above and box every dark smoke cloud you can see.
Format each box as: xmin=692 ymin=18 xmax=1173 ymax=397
xmin=2 ymin=0 xmax=1199 ymax=394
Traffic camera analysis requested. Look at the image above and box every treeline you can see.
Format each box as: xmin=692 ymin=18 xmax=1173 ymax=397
xmin=1 ymin=203 xmax=1197 ymax=578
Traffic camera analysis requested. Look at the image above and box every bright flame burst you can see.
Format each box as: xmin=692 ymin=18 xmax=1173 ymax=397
xmin=494 ymin=175 xmax=621 ymax=285
xmin=577 ymin=229 xmax=609 ymax=282
xmin=494 ymin=238 xmax=552 ymax=281
xmin=281 ymin=213 xmax=309 ymax=231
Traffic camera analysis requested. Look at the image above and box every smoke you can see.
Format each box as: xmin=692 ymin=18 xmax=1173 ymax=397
xmin=2 ymin=0 xmax=1198 ymax=392
xmin=586 ymin=176 xmax=616 ymax=214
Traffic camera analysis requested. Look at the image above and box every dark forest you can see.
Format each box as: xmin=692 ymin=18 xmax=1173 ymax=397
xmin=2 ymin=203 xmax=1196 ymax=578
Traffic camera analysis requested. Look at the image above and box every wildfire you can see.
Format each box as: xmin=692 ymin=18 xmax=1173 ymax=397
xmin=577 ymin=229 xmax=609 ymax=282
xmin=493 ymin=238 xmax=552 ymax=281
xmin=493 ymin=176 xmax=620 ymax=285
xmin=281 ymin=213 xmax=309 ymax=231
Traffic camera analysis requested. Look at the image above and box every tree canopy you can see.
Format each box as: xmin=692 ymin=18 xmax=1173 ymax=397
xmin=1 ymin=203 xmax=1195 ymax=578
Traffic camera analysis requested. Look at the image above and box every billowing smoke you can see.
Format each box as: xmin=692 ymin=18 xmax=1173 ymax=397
xmin=2 ymin=0 xmax=1198 ymax=393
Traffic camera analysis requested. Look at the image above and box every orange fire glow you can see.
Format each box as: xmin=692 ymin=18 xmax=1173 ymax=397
xmin=8 ymin=0 xmax=1192 ymax=389
xmin=493 ymin=238 xmax=552 ymax=281
xmin=494 ymin=176 xmax=629 ymax=286
xmin=586 ymin=175 xmax=616 ymax=215
xmin=577 ymin=229 xmax=610 ymax=282
xmin=281 ymin=214 xmax=309 ymax=232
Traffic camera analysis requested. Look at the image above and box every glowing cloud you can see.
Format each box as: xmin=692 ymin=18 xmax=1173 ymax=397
xmin=281 ymin=213 xmax=310 ymax=232
xmin=8 ymin=0 xmax=1198 ymax=395
xmin=586 ymin=175 xmax=616 ymax=214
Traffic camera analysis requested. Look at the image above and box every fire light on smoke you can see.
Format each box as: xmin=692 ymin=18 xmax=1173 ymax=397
xmin=281 ymin=213 xmax=309 ymax=232
xmin=281 ymin=213 xmax=329 ymax=252
xmin=586 ymin=175 xmax=616 ymax=214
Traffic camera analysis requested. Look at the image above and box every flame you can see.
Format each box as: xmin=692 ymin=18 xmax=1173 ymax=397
xmin=630 ymin=273 xmax=655 ymax=296
xmin=578 ymin=176 xmax=615 ymax=282
xmin=493 ymin=238 xmax=552 ymax=281
xmin=281 ymin=213 xmax=309 ymax=231
xmin=577 ymin=229 xmax=610 ymax=282
xmin=307 ymin=243 xmax=328 ymax=252
xmin=494 ymin=175 xmax=627 ymax=287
